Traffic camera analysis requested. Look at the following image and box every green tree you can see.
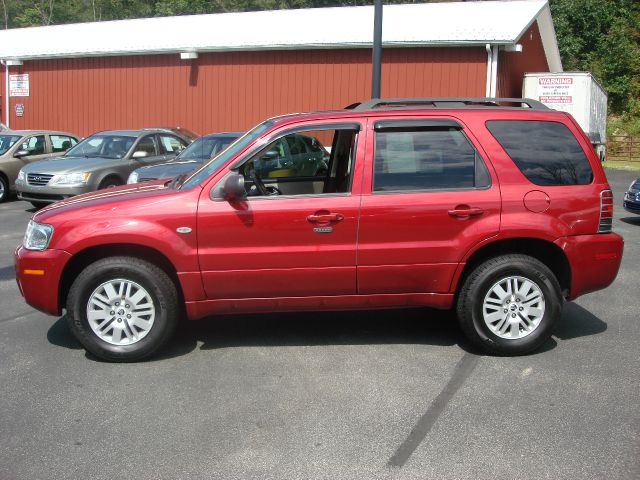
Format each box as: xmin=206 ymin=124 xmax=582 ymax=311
xmin=550 ymin=0 xmax=640 ymax=116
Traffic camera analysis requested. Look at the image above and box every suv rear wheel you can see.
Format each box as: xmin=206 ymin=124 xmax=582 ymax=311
xmin=456 ymin=254 xmax=562 ymax=355
xmin=66 ymin=256 xmax=178 ymax=362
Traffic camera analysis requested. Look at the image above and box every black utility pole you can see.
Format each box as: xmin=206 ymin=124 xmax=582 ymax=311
xmin=371 ymin=0 xmax=383 ymax=99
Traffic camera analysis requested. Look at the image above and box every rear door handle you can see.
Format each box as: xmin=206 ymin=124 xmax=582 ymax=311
xmin=448 ymin=206 xmax=484 ymax=218
xmin=306 ymin=212 xmax=344 ymax=224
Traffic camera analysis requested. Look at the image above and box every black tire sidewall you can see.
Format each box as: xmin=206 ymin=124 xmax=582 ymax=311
xmin=67 ymin=259 xmax=177 ymax=361
xmin=98 ymin=177 xmax=122 ymax=190
xmin=0 ymin=176 xmax=9 ymax=202
xmin=462 ymin=257 xmax=562 ymax=355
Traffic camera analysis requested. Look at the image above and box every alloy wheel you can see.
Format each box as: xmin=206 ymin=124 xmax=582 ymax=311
xmin=482 ymin=275 xmax=546 ymax=339
xmin=86 ymin=278 xmax=156 ymax=345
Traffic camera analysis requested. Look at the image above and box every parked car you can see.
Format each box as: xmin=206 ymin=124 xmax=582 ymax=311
xmin=127 ymin=132 xmax=242 ymax=184
xmin=252 ymin=133 xmax=329 ymax=179
xmin=623 ymin=178 xmax=640 ymax=215
xmin=15 ymin=128 xmax=196 ymax=208
xmin=0 ymin=130 xmax=79 ymax=202
xmin=15 ymin=97 xmax=623 ymax=362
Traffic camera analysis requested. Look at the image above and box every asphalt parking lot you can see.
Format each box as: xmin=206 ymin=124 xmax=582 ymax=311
xmin=0 ymin=169 xmax=638 ymax=480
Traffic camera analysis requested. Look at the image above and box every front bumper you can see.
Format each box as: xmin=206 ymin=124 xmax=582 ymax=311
xmin=16 ymin=182 xmax=94 ymax=204
xmin=623 ymin=199 xmax=640 ymax=215
xmin=15 ymin=246 xmax=72 ymax=316
xmin=555 ymin=233 xmax=624 ymax=300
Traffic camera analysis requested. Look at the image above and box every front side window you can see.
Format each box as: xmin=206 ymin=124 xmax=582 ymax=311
xmin=373 ymin=127 xmax=490 ymax=192
xmin=20 ymin=135 xmax=46 ymax=156
xmin=239 ymin=127 xmax=357 ymax=197
xmin=486 ymin=120 xmax=593 ymax=185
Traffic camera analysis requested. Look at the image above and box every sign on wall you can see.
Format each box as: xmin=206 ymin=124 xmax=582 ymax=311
xmin=9 ymin=74 xmax=29 ymax=97
xmin=537 ymin=76 xmax=573 ymax=104
xmin=15 ymin=104 xmax=24 ymax=117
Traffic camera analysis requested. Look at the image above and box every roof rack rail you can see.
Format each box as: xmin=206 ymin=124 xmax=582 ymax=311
xmin=348 ymin=97 xmax=549 ymax=111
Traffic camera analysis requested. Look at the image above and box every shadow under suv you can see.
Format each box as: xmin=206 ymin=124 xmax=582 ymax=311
xmin=16 ymin=128 xmax=196 ymax=208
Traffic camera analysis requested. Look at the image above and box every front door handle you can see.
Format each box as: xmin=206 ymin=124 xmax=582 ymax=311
xmin=306 ymin=211 xmax=344 ymax=224
xmin=448 ymin=205 xmax=484 ymax=218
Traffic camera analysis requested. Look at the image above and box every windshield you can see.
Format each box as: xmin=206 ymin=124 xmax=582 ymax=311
xmin=180 ymin=121 xmax=273 ymax=190
xmin=0 ymin=135 xmax=21 ymax=155
xmin=171 ymin=135 xmax=240 ymax=163
xmin=65 ymin=134 xmax=136 ymax=159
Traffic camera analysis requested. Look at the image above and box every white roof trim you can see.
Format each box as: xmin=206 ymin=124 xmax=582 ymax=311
xmin=0 ymin=1 xmax=559 ymax=64
xmin=536 ymin=4 xmax=563 ymax=72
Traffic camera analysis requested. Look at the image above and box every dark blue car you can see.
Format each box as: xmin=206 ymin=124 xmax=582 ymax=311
xmin=127 ymin=132 xmax=242 ymax=184
xmin=623 ymin=178 xmax=640 ymax=215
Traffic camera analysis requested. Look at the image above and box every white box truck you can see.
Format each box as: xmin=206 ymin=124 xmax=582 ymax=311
xmin=523 ymin=72 xmax=608 ymax=161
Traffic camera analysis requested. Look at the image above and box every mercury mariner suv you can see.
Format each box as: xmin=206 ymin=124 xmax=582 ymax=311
xmin=15 ymin=98 xmax=624 ymax=362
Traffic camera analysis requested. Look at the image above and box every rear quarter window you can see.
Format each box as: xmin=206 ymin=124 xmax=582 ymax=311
xmin=486 ymin=120 xmax=593 ymax=185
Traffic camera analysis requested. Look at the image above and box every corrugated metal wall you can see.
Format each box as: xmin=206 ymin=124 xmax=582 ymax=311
xmin=2 ymin=47 xmax=487 ymax=137
xmin=498 ymin=23 xmax=549 ymax=98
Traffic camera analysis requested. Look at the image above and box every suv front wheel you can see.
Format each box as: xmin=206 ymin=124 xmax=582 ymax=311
xmin=66 ymin=256 xmax=179 ymax=362
xmin=456 ymin=254 xmax=562 ymax=355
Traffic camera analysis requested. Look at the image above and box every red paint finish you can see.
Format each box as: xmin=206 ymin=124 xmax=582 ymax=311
xmin=185 ymin=293 xmax=455 ymax=319
xmin=357 ymin=115 xmax=501 ymax=294
xmin=196 ymin=118 xmax=366 ymax=299
xmin=14 ymin=246 xmax=71 ymax=315
xmin=4 ymin=47 xmax=487 ymax=136
xmin=15 ymin=106 xmax=623 ymax=320
xmin=555 ymin=233 xmax=623 ymax=300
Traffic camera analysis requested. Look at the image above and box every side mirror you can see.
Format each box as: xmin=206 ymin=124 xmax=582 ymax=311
xmin=132 ymin=151 xmax=149 ymax=159
xmin=14 ymin=150 xmax=29 ymax=158
xmin=221 ymin=173 xmax=246 ymax=201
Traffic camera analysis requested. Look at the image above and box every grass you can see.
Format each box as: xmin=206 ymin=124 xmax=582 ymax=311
xmin=602 ymin=159 xmax=640 ymax=171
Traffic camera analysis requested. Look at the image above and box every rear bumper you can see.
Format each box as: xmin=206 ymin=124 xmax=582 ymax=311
xmin=14 ymin=246 xmax=71 ymax=316
xmin=555 ymin=233 xmax=624 ymax=300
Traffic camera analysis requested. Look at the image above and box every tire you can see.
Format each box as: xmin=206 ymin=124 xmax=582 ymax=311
xmin=98 ymin=176 xmax=122 ymax=190
xmin=30 ymin=201 xmax=48 ymax=209
xmin=456 ymin=254 xmax=562 ymax=356
xmin=66 ymin=256 xmax=179 ymax=362
xmin=0 ymin=174 xmax=9 ymax=203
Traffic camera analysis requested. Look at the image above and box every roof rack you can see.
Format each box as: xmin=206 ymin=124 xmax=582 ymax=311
xmin=348 ymin=97 xmax=549 ymax=111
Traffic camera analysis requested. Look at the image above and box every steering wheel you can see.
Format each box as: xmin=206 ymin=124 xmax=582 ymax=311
xmin=249 ymin=170 xmax=281 ymax=196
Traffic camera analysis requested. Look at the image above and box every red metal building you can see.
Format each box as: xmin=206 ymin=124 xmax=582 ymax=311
xmin=0 ymin=1 xmax=561 ymax=137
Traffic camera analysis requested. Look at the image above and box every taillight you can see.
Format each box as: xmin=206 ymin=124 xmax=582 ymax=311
xmin=598 ymin=189 xmax=613 ymax=233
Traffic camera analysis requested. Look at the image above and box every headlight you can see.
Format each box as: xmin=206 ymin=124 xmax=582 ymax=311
xmin=17 ymin=170 xmax=26 ymax=182
xmin=127 ymin=171 xmax=139 ymax=184
xmin=51 ymin=172 xmax=91 ymax=185
xmin=23 ymin=220 xmax=54 ymax=251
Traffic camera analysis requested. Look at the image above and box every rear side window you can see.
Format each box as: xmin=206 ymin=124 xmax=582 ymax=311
xmin=159 ymin=134 xmax=187 ymax=154
xmin=486 ymin=120 xmax=593 ymax=185
xmin=373 ymin=128 xmax=490 ymax=192
xmin=51 ymin=135 xmax=78 ymax=152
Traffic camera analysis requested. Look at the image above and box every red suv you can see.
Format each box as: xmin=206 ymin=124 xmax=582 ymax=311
xmin=15 ymin=98 xmax=623 ymax=361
